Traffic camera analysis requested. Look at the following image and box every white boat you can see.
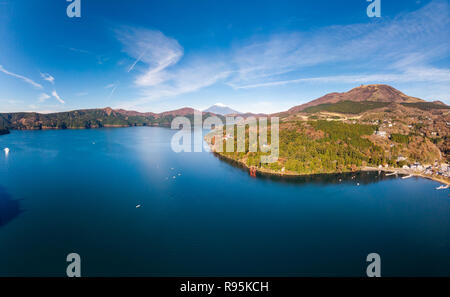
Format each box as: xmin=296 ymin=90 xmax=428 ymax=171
xmin=136 ymin=204 xmax=141 ymax=208
xmin=402 ymin=174 xmax=413 ymax=179
xmin=386 ymin=171 xmax=397 ymax=176
xmin=4 ymin=147 xmax=9 ymax=155
xmin=436 ymin=185 xmax=449 ymax=190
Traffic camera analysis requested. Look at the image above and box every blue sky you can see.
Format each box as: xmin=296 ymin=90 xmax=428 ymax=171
xmin=0 ymin=0 xmax=449 ymax=113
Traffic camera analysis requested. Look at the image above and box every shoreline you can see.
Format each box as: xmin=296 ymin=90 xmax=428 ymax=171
xmin=3 ymin=126 xmax=450 ymax=187
xmin=0 ymin=124 xmax=172 ymax=134
xmin=214 ymin=151 xmax=450 ymax=186
xmin=361 ymin=166 xmax=450 ymax=186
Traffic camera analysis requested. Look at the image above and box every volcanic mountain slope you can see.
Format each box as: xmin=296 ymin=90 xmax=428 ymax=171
xmin=282 ymin=85 xmax=449 ymax=161
xmin=286 ymin=84 xmax=426 ymax=114
xmin=216 ymin=84 xmax=449 ymax=176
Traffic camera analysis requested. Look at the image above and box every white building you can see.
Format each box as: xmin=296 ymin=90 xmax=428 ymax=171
xmin=375 ymin=130 xmax=387 ymax=137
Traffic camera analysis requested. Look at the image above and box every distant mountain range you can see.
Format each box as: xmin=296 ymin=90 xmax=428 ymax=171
xmin=203 ymin=103 xmax=241 ymax=116
xmin=0 ymin=107 xmax=222 ymax=131
xmin=2 ymin=84 xmax=448 ymax=182
xmin=0 ymin=84 xmax=448 ymax=133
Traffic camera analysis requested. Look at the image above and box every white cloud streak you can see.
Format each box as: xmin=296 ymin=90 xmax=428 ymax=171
xmin=40 ymin=72 xmax=55 ymax=84
xmin=38 ymin=93 xmax=51 ymax=102
xmin=0 ymin=65 xmax=43 ymax=89
xmin=228 ymin=0 xmax=450 ymax=89
xmin=116 ymin=0 xmax=449 ymax=109
xmin=108 ymin=85 xmax=118 ymax=99
xmin=236 ymin=67 xmax=450 ymax=89
xmin=51 ymin=90 xmax=65 ymax=104
xmin=116 ymin=27 xmax=232 ymax=108
xmin=117 ymin=27 xmax=183 ymax=87
xmin=127 ymin=50 xmax=147 ymax=73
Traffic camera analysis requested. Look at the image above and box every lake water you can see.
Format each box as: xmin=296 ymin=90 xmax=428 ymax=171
xmin=0 ymin=127 xmax=449 ymax=276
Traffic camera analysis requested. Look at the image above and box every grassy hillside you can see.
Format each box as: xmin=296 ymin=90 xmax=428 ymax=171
xmin=303 ymin=101 xmax=390 ymax=114
xmin=400 ymin=102 xmax=450 ymax=111
xmin=300 ymin=101 xmax=449 ymax=115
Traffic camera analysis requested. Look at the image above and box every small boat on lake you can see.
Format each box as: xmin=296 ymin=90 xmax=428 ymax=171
xmin=402 ymin=174 xmax=413 ymax=179
xmin=4 ymin=148 xmax=9 ymax=155
xmin=436 ymin=185 xmax=449 ymax=190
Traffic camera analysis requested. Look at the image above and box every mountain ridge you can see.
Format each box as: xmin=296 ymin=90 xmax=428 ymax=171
xmin=0 ymin=84 xmax=448 ymax=133
xmin=203 ymin=104 xmax=241 ymax=116
xmin=0 ymin=107 xmax=220 ymax=131
xmin=286 ymin=84 xmax=426 ymax=114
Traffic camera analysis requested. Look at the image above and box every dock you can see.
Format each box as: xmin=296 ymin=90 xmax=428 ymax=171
xmin=386 ymin=171 xmax=397 ymax=176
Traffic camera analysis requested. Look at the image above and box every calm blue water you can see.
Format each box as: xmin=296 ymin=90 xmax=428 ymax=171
xmin=0 ymin=127 xmax=449 ymax=276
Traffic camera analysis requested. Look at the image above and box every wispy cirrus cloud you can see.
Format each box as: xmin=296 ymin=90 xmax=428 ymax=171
xmin=136 ymin=61 xmax=230 ymax=102
xmin=0 ymin=65 xmax=43 ymax=89
xmin=116 ymin=0 xmax=449 ymax=110
xmin=236 ymin=67 xmax=450 ymax=89
xmin=116 ymin=27 xmax=231 ymax=108
xmin=105 ymin=83 xmax=119 ymax=99
xmin=116 ymin=62 xmax=230 ymax=109
xmin=40 ymin=72 xmax=55 ymax=84
xmin=38 ymin=93 xmax=51 ymax=102
xmin=116 ymin=27 xmax=183 ymax=86
xmin=51 ymin=90 xmax=65 ymax=104
xmin=61 ymin=46 xmax=109 ymax=65
xmin=66 ymin=47 xmax=92 ymax=54
xmin=228 ymin=0 xmax=450 ymax=89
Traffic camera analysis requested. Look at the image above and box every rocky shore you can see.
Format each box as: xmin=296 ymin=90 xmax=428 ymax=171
xmin=213 ymin=150 xmax=450 ymax=186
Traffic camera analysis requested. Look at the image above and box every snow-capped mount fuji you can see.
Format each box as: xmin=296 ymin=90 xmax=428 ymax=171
xmin=203 ymin=103 xmax=241 ymax=116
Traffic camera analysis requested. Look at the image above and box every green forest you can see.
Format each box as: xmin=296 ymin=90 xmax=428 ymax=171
xmin=221 ymin=120 xmax=394 ymax=175
xmin=302 ymin=101 xmax=450 ymax=115
xmin=0 ymin=109 xmax=222 ymax=131
xmin=400 ymin=102 xmax=450 ymax=111
xmin=303 ymin=101 xmax=390 ymax=114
